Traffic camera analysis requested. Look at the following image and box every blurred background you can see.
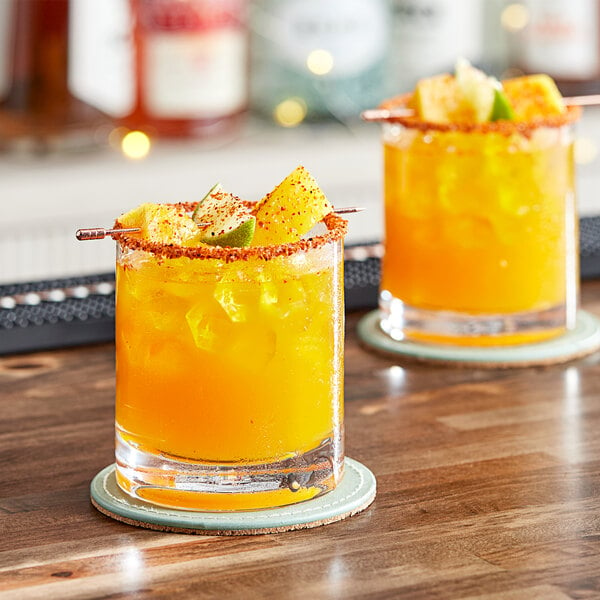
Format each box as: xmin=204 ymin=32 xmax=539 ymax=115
xmin=1 ymin=0 xmax=600 ymax=286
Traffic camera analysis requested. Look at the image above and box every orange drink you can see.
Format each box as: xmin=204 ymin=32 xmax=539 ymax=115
xmin=377 ymin=69 xmax=581 ymax=346
xmin=112 ymin=166 xmax=347 ymax=511
xmin=114 ymin=208 xmax=347 ymax=511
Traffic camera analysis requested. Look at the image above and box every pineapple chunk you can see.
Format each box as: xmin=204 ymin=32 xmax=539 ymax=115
xmin=251 ymin=166 xmax=333 ymax=246
xmin=502 ymin=74 xmax=565 ymax=122
xmin=118 ymin=203 xmax=202 ymax=246
xmin=414 ymin=74 xmax=470 ymax=124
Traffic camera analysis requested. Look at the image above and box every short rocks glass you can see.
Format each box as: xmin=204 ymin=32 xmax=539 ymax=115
xmin=114 ymin=208 xmax=347 ymax=511
xmin=379 ymin=97 xmax=581 ymax=346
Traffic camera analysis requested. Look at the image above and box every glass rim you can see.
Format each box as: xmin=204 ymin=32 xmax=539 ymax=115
xmin=113 ymin=202 xmax=348 ymax=262
xmin=377 ymin=93 xmax=582 ymax=134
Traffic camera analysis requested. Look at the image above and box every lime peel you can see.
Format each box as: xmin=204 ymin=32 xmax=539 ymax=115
xmin=490 ymin=86 xmax=516 ymax=121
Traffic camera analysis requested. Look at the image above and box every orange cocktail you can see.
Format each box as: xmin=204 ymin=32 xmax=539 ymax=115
xmin=380 ymin=102 xmax=580 ymax=346
xmin=115 ymin=210 xmax=347 ymax=511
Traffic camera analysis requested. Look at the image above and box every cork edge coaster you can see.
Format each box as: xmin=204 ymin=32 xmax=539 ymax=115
xmin=90 ymin=458 xmax=376 ymax=536
xmin=357 ymin=310 xmax=600 ymax=369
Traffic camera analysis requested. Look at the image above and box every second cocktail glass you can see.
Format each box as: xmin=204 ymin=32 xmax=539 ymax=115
xmin=114 ymin=209 xmax=347 ymax=511
xmin=379 ymin=97 xmax=581 ymax=346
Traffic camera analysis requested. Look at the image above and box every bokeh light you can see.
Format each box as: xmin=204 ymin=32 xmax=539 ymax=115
xmin=273 ymin=98 xmax=307 ymax=128
xmin=501 ymin=3 xmax=529 ymax=31
xmin=306 ymin=49 xmax=334 ymax=76
xmin=121 ymin=130 xmax=151 ymax=160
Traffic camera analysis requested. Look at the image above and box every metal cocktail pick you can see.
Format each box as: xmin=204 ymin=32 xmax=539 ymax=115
xmin=332 ymin=207 xmax=365 ymax=215
xmin=76 ymin=207 xmax=365 ymax=241
xmin=75 ymin=227 xmax=140 ymax=241
xmin=361 ymin=95 xmax=600 ymax=122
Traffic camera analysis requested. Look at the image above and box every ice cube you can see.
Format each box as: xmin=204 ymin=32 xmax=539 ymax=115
xmin=186 ymin=304 xmax=229 ymax=351
xmin=260 ymin=280 xmax=306 ymax=319
xmin=214 ymin=283 xmax=250 ymax=322
xmin=260 ymin=282 xmax=279 ymax=308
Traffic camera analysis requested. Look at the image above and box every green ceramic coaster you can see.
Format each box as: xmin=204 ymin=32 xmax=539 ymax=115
xmin=90 ymin=458 xmax=376 ymax=535
xmin=357 ymin=309 xmax=600 ymax=368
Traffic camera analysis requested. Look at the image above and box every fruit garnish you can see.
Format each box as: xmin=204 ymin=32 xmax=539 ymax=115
xmin=114 ymin=169 xmax=335 ymax=249
xmin=192 ymin=186 xmax=256 ymax=248
xmin=118 ymin=203 xmax=201 ymax=246
xmin=251 ymin=166 xmax=333 ymax=246
xmin=413 ymin=73 xmax=464 ymax=124
xmin=501 ymin=74 xmax=565 ymax=122
xmin=490 ymin=87 xmax=516 ymax=121
xmin=414 ymin=59 xmax=514 ymax=124
xmin=455 ymin=58 xmax=498 ymax=122
xmin=193 ymin=182 xmax=223 ymax=215
xmin=457 ymin=59 xmax=515 ymax=122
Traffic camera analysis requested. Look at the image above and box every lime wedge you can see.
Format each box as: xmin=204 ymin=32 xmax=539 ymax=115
xmin=251 ymin=166 xmax=333 ymax=246
xmin=455 ymin=58 xmax=496 ymax=122
xmin=490 ymin=87 xmax=515 ymax=121
xmin=192 ymin=183 xmax=223 ymax=222
xmin=192 ymin=188 xmax=255 ymax=248
xmin=200 ymin=217 xmax=256 ymax=248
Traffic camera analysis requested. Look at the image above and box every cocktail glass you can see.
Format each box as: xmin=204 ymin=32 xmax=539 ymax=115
xmin=114 ymin=207 xmax=347 ymax=511
xmin=378 ymin=96 xmax=581 ymax=346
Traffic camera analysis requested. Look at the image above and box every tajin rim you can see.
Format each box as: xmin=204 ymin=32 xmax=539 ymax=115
xmin=377 ymin=93 xmax=582 ymax=134
xmin=113 ymin=202 xmax=348 ymax=262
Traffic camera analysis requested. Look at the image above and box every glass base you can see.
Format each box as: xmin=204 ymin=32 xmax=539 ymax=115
xmin=379 ymin=291 xmax=573 ymax=346
xmin=115 ymin=429 xmax=344 ymax=512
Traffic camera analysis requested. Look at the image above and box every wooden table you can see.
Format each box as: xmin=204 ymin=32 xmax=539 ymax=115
xmin=2 ymin=283 xmax=600 ymax=600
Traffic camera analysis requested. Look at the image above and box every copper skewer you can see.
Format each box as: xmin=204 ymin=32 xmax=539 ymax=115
xmin=563 ymin=94 xmax=600 ymax=106
xmin=75 ymin=227 xmax=140 ymax=241
xmin=334 ymin=206 xmax=365 ymax=215
xmin=361 ymin=95 xmax=600 ymax=122
xmin=360 ymin=108 xmax=414 ymax=121
xmin=75 ymin=207 xmax=366 ymax=241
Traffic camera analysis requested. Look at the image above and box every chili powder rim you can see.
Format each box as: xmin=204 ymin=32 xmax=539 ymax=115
xmin=113 ymin=202 xmax=348 ymax=262
xmin=378 ymin=93 xmax=582 ymax=134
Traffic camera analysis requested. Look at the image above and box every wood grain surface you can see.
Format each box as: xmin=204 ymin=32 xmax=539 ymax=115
xmin=2 ymin=283 xmax=600 ymax=599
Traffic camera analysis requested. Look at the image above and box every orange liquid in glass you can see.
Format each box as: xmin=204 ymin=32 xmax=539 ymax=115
xmin=115 ymin=247 xmax=343 ymax=509
xmin=382 ymin=126 xmax=577 ymax=345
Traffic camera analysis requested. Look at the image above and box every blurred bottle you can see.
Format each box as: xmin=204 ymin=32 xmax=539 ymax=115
xmin=0 ymin=0 xmax=108 ymax=153
xmin=69 ymin=0 xmax=136 ymax=129
xmin=503 ymin=0 xmax=600 ymax=95
xmin=388 ymin=0 xmax=484 ymax=94
xmin=480 ymin=0 xmax=511 ymax=77
xmin=121 ymin=0 xmax=249 ymax=138
xmin=250 ymin=0 xmax=390 ymax=124
xmin=0 ymin=3 xmax=12 ymax=103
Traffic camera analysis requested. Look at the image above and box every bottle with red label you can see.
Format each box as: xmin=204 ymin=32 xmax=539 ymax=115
xmin=505 ymin=0 xmax=600 ymax=96
xmin=123 ymin=0 xmax=249 ymax=138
